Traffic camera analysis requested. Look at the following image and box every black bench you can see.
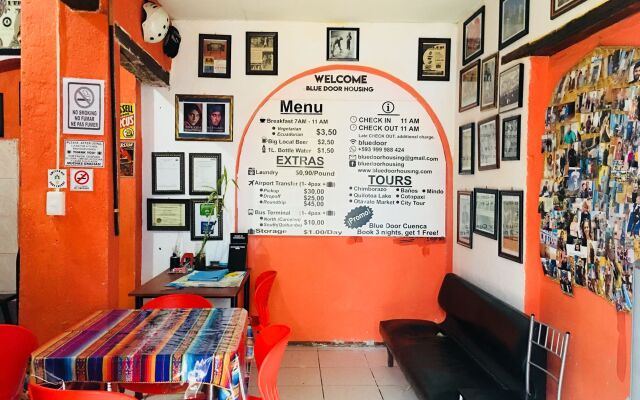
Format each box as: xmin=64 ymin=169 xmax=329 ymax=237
xmin=380 ymin=273 xmax=546 ymax=400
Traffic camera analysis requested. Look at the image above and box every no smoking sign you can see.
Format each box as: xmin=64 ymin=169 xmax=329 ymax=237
xmin=63 ymin=77 xmax=105 ymax=135
xmin=70 ymin=169 xmax=94 ymax=192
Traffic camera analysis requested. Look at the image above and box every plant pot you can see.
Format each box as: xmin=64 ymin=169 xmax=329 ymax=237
xmin=194 ymin=255 xmax=207 ymax=271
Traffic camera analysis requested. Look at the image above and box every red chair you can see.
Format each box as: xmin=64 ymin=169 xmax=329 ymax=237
xmin=0 ymin=324 xmax=38 ymax=400
xmin=249 ymin=324 xmax=291 ymax=400
xmin=252 ymin=271 xmax=277 ymax=332
xmin=29 ymin=384 xmax=135 ymax=399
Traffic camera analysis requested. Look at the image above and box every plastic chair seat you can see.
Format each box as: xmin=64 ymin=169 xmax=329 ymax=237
xmin=0 ymin=324 xmax=38 ymax=400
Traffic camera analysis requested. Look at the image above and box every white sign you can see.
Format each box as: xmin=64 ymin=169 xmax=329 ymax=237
xmin=238 ymin=68 xmax=447 ymax=238
xmin=64 ymin=140 xmax=105 ymax=167
xmin=47 ymin=169 xmax=67 ymax=189
xmin=63 ymin=77 xmax=105 ymax=135
xmin=70 ymin=169 xmax=94 ymax=191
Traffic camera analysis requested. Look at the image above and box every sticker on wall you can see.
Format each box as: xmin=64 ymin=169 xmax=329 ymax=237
xmin=47 ymin=169 xmax=67 ymax=189
xmin=70 ymin=168 xmax=94 ymax=192
xmin=62 ymin=77 xmax=105 ymax=135
xmin=64 ymin=140 xmax=104 ymax=168
xmin=119 ymin=103 xmax=136 ymax=139
xmin=119 ymin=142 xmax=135 ymax=177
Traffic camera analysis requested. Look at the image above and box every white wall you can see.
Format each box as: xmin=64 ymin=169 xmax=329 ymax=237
xmin=141 ymin=20 xmax=458 ymax=283
xmin=0 ymin=140 xmax=18 ymax=293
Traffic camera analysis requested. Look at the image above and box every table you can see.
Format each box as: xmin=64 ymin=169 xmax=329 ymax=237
xmin=31 ymin=308 xmax=248 ymax=400
xmin=129 ymin=269 xmax=250 ymax=310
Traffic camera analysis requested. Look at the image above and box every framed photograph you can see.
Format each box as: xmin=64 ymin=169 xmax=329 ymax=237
xmin=191 ymin=199 xmax=223 ymax=241
xmin=463 ymin=6 xmax=485 ymax=65
xmin=499 ymin=0 xmax=529 ymax=50
xmin=151 ymin=152 xmax=184 ymax=195
xmin=246 ymin=32 xmax=278 ymax=75
xmin=417 ymin=38 xmax=451 ymax=81
xmin=480 ymin=53 xmax=499 ymax=110
xmin=189 ymin=153 xmax=222 ymax=195
xmin=459 ymin=60 xmax=480 ymax=112
xmin=457 ymin=191 xmax=474 ymax=248
xmin=198 ymin=34 xmax=231 ymax=78
xmin=327 ymin=27 xmax=359 ymax=61
xmin=551 ymin=0 xmax=586 ymax=19
xmin=459 ymin=123 xmax=475 ymax=175
xmin=498 ymin=190 xmax=523 ymax=263
xmin=502 ymin=115 xmax=521 ymax=161
xmin=175 ymin=94 xmax=233 ymax=142
xmin=0 ymin=3 xmax=20 ymax=55
xmin=146 ymin=199 xmax=190 ymax=231
xmin=499 ymin=63 xmax=524 ymax=112
xmin=478 ymin=115 xmax=500 ymax=171
xmin=474 ymin=188 xmax=498 ymax=239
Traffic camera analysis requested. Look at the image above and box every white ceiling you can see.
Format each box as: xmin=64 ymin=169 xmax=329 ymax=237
xmin=158 ymin=0 xmax=483 ymax=24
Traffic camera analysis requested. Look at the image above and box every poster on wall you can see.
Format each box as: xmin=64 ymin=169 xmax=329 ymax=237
xmin=119 ymin=142 xmax=135 ymax=177
xmin=0 ymin=0 xmax=20 ymax=55
xmin=119 ymin=103 xmax=135 ymax=139
xmin=238 ymin=67 xmax=447 ymax=238
xmin=62 ymin=78 xmax=105 ymax=135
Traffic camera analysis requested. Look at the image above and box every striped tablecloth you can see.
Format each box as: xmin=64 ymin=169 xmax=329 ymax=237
xmin=32 ymin=308 xmax=247 ymax=397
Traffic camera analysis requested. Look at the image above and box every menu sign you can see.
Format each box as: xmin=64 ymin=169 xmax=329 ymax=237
xmin=238 ymin=68 xmax=446 ymax=237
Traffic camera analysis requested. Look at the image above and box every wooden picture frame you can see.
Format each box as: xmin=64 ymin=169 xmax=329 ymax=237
xmin=480 ymin=53 xmax=499 ymax=110
xmin=146 ymin=198 xmax=190 ymax=231
xmin=551 ymin=0 xmax=587 ymax=19
xmin=459 ymin=123 xmax=475 ymax=175
xmin=189 ymin=153 xmax=222 ymax=195
xmin=498 ymin=190 xmax=523 ymax=263
xmin=327 ymin=27 xmax=359 ymax=61
xmin=499 ymin=0 xmax=529 ymax=50
xmin=459 ymin=60 xmax=480 ymax=112
xmin=175 ymin=94 xmax=233 ymax=142
xmin=478 ymin=115 xmax=500 ymax=171
xmin=474 ymin=188 xmax=498 ymax=239
xmin=463 ymin=6 xmax=485 ymax=65
xmin=190 ymin=199 xmax=223 ymax=241
xmin=151 ymin=152 xmax=185 ymax=195
xmin=198 ymin=34 xmax=232 ymax=78
xmin=457 ymin=191 xmax=474 ymax=248
xmin=502 ymin=115 xmax=521 ymax=161
xmin=417 ymin=38 xmax=451 ymax=81
xmin=246 ymin=32 xmax=278 ymax=75
xmin=499 ymin=63 xmax=524 ymax=112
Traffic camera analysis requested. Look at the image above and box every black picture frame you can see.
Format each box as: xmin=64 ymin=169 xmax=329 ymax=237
xmin=498 ymin=190 xmax=524 ymax=263
xmin=499 ymin=63 xmax=524 ymax=112
xmin=151 ymin=152 xmax=185 ymax=195
xmin=189 ymin=153 xmax=222 ymax=195
xmin=463 ymin=6 xmax=485 ymax=65
xmin=457 ymin=191 xmax=474 ymax=248
xmin=474 ymin=188 xmax=498 ymax=240
xmin=198 ymin=34 xmax=232 ymax=78
xmin=190 ymin=199 xmax=224 ymax=241
xmin=480 ymin=53 xmax=499 ymax=110
xmin=326 ymin=27 xmax=359 ymax=61
xmin=502 ymin=115 xmax=521 ymax=161
xmin=551 ymin=0 xmax=586 ymax=19
xmin=499 ymin=0 xmax=530 ymax=50
xmin=459 ymin=60 xmax=480 ymax=112
xmin=417 ymin=38 xmax=451 ymax=81
xmin=0 ymin=3 xmax=20 ymax=56
xmin=459 ymin=123 xmax=475 ymax=175
xmin=0 ymin=93 xmax=4 ymax=138
xmin=146 ymin=198 xmax=191 ymax=231
xmin=478 ymin=115 xmax=500 ymax=171
xmin=246 ymin=32 xmax=278 ymax=75
xmin=175 ymin=94 xmax=234 ymax=142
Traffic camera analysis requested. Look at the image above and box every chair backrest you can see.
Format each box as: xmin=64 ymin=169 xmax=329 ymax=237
xmin=254 ymin=271 xmax=277 ymax=328
xmin=29 ymin=384 xmax=135 ymax=399
xmin=254 ymin=324 xmax=291 ymax=400
xmin=141 ymin=294 xmax=212 ymax=309
xmin=525 ymin=315 xmax=570 ymax=400
xmin=0 ymin=324 xmax=38 ymax=400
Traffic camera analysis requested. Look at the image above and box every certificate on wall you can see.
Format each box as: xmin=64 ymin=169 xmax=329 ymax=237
xmin=152 ymin=152 xmax=185 ymax=194
xmin=191 ymin=199 xmax=223 ymax=240
xmin=146 ymin=199 xmax=190 ymax=231
xmin=189 ymin=153 xmax=221 ymax=195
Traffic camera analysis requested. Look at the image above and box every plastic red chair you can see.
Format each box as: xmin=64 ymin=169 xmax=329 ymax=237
xmin=252 ymin=271 xmax=277 ymax=332
xmin=29 ymin=384 xmax=135 ymax=399
xmin=249 ymin=324 xmax=291 ymax=400
xmin=0 ymin=324 xmax=38 ymax=400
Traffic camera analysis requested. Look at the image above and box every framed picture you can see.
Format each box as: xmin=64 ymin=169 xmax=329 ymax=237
xmin=457 ymin=191 xmax=474 ymax=248
xmin=499 ymin=63 xmax=524 ymax=112
xmin=474 ymin=188 xmax=498 ymax=239
xmin=327 ymin=27 xmax=359 ymax=61
xmin=459 ymin=123 xmax=475 ymax=175
xmin=191 ymin=199 xmax=223 ymax=241
xmin=189 ymin=153 xmax=222 ymax=195
xmin=417 ymin=38 xmax=451 ymax=81
xmin=151 ymin=152 xmax=184 ymax=195
xmin=499 ymin=0 xmax=529 ymax=50
xmin=502 ymin=115 xmax=521 ymax=161
xmin=551 ymin=0 xmax=586 ymax=19
xmin=463 ymin=6 xmax=485 ymax=65
xmin=480 ymin=53 xmax=498 ymax=110
xmin=246 ymin=32 xmax=278 ymax=75
xmin=198 ymin=34 xmax=231 ymax=78
xmin=498 ymin=190 xmax=523 ymax=263
xmin=146 ymin=199 xmax=190 ymax=231
xmin=478 ymin=115 xmax=500 ymax=171
xmin=0 ymin=3 xmax=20 ymax=55
xmin=175 ymin=94 xmax=233 ymax=142
xmin=459 ymin=60 xmax=480 ymax=112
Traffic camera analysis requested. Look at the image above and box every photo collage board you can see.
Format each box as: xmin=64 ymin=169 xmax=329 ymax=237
xmin=539 ymin=47 xmax=640 ymax=312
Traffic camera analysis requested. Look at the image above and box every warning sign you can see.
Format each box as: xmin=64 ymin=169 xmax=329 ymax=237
xmin=70 ymin=169 xmax=94 ymax=192
xmin=119 ymin=103 xmax=136 ymax=139
xmin=64 ymin=140 xmax=105 ymax=167
xmin=48 ymin=169 xmax=67 ymax=189
xmin=63 ymin=77 xmax=105 ymax=135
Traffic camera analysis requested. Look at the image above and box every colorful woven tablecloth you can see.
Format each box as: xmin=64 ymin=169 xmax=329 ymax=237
xmin=31 ymin=308 xmax=247 ymax=396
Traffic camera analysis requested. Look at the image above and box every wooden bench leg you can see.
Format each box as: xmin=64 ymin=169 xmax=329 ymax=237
xmin=386 ymin=347 xmax=394 ymax=367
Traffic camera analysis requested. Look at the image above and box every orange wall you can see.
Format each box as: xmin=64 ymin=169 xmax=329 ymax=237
xmin=525 ymin=12 xmax=640 ymax=400
xmin=0 ymin=61 xmax=20 ymax=139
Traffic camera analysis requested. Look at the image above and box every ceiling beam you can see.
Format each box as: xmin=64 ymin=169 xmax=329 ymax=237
xmin=60 ymin=0 xmax=100 ymax=11
xmin=115 ymin=25 xmax=170 ymax=87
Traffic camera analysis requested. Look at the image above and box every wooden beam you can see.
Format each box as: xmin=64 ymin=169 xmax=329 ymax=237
xmin=114 ymin=25 xmax=170 ymax=87
xmin=502 ymin=0 xmax=640 ymax=64
xmin=60 ymin=0 xmax=100 ymax=11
